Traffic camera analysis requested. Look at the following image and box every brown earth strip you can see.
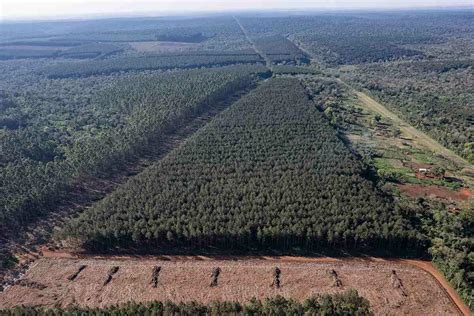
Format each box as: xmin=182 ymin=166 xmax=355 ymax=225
xmin=0 ymin=251 xmax=470 ymax=315
xmin=129 ymin=41 xmax=198 ymax=53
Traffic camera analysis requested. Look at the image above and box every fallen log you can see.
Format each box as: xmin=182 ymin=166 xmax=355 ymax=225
xmin=67 ymin=265 xmax=87 ymax=281
xmin=103 ymin=266 xmax=119 ymax=286
xmin=210 ymin=267 xmax=221 ymax=287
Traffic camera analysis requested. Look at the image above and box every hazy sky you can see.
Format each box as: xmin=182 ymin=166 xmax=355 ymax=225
xmin=1 ymin=0 xmax=472 ymax=20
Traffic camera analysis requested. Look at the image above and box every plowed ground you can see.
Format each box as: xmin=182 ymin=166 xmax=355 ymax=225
xmin=0 ymin=256 xmax=463 ymax=315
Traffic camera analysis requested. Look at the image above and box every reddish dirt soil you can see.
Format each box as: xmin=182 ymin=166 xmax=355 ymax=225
xmin=399 ymin=184 xmax=474 ymax=201
xmin=0 ymin=255 xmax=467 ymax=315
xmin=458 ymin=188 xmax=474 ymax=199
xmin=406 ymin=161 xmax=433 ymax=170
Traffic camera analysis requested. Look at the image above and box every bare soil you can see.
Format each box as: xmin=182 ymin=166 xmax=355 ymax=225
xmin=0 ymin=45 xmax=68 ymax=51
xmin=129 ymin=41 xmax=198 ymax=53
xmin=399 ymin=184 xmax=474 ymax=201
xmin=0 ymin=256 xmax=464 ymax=315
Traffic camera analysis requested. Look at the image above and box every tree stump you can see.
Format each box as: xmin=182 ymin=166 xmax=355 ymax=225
xmin=210 ymin=267 xmax=221 ymax=287
xmin=327 ymin=269 xmax=342 ymax=287
xmin=67 ymin=265 xmax=87 ymax=281
xmin=151 ymin=266 xmax=161 ymax=288
xmin=271 ymin=266 xmax=281 ymax=288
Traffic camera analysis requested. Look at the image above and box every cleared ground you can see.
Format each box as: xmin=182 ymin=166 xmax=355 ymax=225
xmin=399 ymin=185 xmax=473 ymax=201
xmin=129 ymin=41 xmax=198 ymax=53
xmin=0 ymin=256 xmax=463 ymax=315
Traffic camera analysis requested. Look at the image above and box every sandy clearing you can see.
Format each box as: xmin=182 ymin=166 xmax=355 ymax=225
xmin=41 ymin=252 xmax=473 ymax=315
xmin=399 ymin=259 xmax=472 ymax=316
xmin=0 ymin=255 xmax=467 ymax=315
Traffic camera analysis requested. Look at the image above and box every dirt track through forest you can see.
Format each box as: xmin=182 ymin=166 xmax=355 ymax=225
xmin=234 ymin=17 xmax=272 ymax=68
xmin=337 ymin=79 xmax=473 ymax=170
xmin=287 ymin=36 xmax=472 ymax=171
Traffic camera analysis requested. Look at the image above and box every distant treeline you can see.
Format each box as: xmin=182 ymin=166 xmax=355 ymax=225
xmin=43 ymin=51 xmax=264 ymax=78
xmin=0 ymin=43 xmax=123 ymax=60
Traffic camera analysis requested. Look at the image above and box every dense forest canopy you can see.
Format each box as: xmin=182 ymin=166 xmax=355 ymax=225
xmin=43 ymin=52 xmax=264 ymax=78
xmin=64 ymin=78 xmax=421 ymax=253
xmin=0 ymin=65 xmax=268 ymax=233
xmin=251 ymin=35 xmax=309 ymax=64
xmin=239 ymin=12 xmax=472 ymax=64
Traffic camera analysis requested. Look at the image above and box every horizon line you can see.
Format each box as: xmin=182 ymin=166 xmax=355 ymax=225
xmin=1 ymin=5 xmax=472 ymax=23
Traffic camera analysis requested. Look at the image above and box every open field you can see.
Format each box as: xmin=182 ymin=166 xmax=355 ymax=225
xmin=0 ymin=255 xmax=464 ymax=315
xmin=129 ymin=41 xmax=198 ymax=53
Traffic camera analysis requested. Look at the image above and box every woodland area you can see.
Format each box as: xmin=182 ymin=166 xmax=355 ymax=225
xmin=1 ymin=65 xmax=268 ymax=234
xmin=344 ymin=59 xmax=473 ymax=163
xmin=302 ymin=77 xmax=473 ymax=307
xmin=44 ymin=51 xmax=264 ymax=78
xmin=252 ymin=35 xmax=309 ymax=64
xmin=64 ymin=78 xmax=421 ymax=253
xmin=0 ymin=10 xmax=472 ymax=312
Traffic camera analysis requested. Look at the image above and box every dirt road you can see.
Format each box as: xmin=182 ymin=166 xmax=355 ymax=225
xmin=399 ymin=259 xmax=472 ymax=316
xmin=337 ymin=78 xmax=473 ymax=170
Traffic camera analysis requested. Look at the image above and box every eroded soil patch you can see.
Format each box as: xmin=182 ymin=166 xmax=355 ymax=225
xmin=399 ymin=184 xmax=474 ymax=201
